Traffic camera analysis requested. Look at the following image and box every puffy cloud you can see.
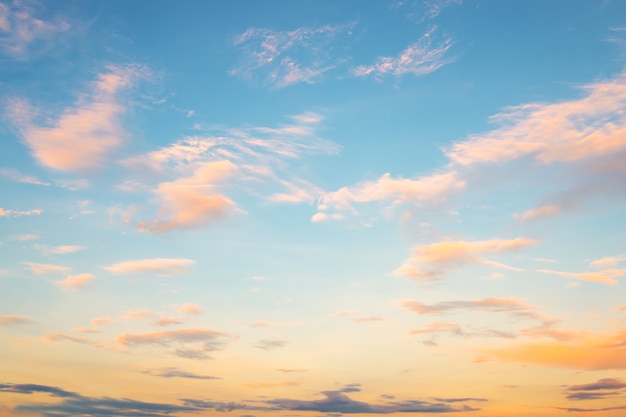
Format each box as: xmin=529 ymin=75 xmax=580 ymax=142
xmin=7 ymin=65 xmax=147 ymax=172
xmin=353 ymin=28 xmax=454 ymax=78
xmin=231 ymin=23 xmax=355 ymax=88
xmin=103 ymin=258 xmax=195 ymax=276
xmin=55 ymin=273 xmax=94 ymax=290
xmin=177 ymin=303 xmax=203 ymax=315
xmin=138 ymin=161 xmax=238 ymax=233
xmin=23 ymin=262 xmax=70 ymax=275
xmin=143 ymin=367 xmax=221 ymax=380
xmin=394 ymin=238 xmax=538 ymax=280
xmin=122 ymin=112 xmax=337 ymax=232
xmin=0 ymin=315 xmax=33 ymax=326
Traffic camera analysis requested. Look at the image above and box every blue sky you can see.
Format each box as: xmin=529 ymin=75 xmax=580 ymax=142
xmin=2 ymin=1 xmax=626 ymax=416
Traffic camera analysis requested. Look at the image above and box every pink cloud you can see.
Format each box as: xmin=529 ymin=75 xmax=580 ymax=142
xmin=177 ymin=303 xmax=203 ymax=315
xmin=23 ymin=262 xmax=70 ymax=275
xmin=8 ymin=65 xmax=147 ymax=172
xmin=103 ymin=258 xmax=194 ymax=276
xmin=0 ymin=315 xmax=33 ymax=326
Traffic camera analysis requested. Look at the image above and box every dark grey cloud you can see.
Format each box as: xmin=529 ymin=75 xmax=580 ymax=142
xmin=0 ymin=383 xmax=198 ymax=417
xmin=564 ymin=378 xmax=626 ymax=401
xmin=557 ymin=405 xmax=626 ymax=412
xmin=432 ymin=397 xmax=488 ymax=403
xmin=185 ymin=388 xmax=480 ymax=414
xmin=143 ymin=367 xmax=221 ymax=380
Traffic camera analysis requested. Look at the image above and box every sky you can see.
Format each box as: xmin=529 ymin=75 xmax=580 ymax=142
xmin=1 ymin=0 xmax=626 ymax=416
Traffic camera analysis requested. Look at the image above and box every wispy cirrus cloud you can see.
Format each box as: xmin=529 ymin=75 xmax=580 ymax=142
xmin=394 ymin=238 xmax=538 ymax=280
xmin=353 ymin=28 xmax=455 ymax=78
xmin=0 ymin=0 xmax=70 ymax=59
xmin=7 ymin=65 xmax=148 ymax=172
xmin=537 ymin=255 xmax=626 ymax=285
xmin=251 ymin=320 xmax=303 ymax=328
xmin=231 ymin=22 xmax=355 ymax=88
xmin=255 ymin=339 xmax=289 ymax=350
xmin=392 ymin=0 xmax=463 ymax=22
xmin=103 ymin=258 xmax=195 ymax=276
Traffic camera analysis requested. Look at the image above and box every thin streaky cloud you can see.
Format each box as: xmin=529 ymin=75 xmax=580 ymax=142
xmin=0 ymin=208 xmax=42 ymax=217
xmin=537 ymin=268 xmax=626 ymax=285
xmin=0 ymin=168 xmax=50 ymax=186
xmin=103 ymin=258 xmax=195 ymax=276
xmin=353 ymin=28 xmax=454 ymax=78
xmin=23 ymin=262 xmax=70 ymax=275
xmin=0 ymin=315 xmax=34 ymax=326
xmin=394 ymin=238 xmax=538 ymax=280
xmin=231 ymin=22 xmax=356 ymax=88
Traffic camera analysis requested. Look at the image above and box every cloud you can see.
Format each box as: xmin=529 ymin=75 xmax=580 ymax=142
xmin=184 ymin=387 xmax=480 ymax=414
xmin=392 ymin=0 xmax=463 ymax=22
xmin=0 ymin=382 xmax=199 ymax=417
xmin=103 ymin=258 xmax=195 ymax=276
xmin=0 ymin=208 xmax=42 ymax=217
xmin=565 ymin=378 xmax=626 ymax=401
xmin=251 ymin=320 xmax=303 ymax=328
xmin=177 ymin=303 xmax=203 ymax=315
xmin=354 ymin=316 xmax=384 ymax=324
xmin=144 ymin=367 xmax=221 ymax=380
xmin=537 ymin=268 xmax=625 ymax=285
xmin=55 ymin=273 xmax=94 ymax=290
xmin=137 ymin=161 xmax=238 ymax=233
xmin=45 ymin=332 xmax=94 ymax=345
xmin=7 ymin=65 xmax=148 ymax=172
xmin=0 ymin=168 xmax=49 ymax=186
xmin=122 ymin=309 xmax=154 ymax=320
xmin=397 ymin=297 xmax=539 ymax=315
xmin=315 ymin=171 xmax=465 ymax=222
xmin=394 ymin=238 xmax=538 ymax=280
xmin=488 ymin=328 xmax=626 ymax=370
xmin=122 ymin=112 xmax=337 ymax=232
xmin=14 ymin=233 xmax=41 ymax=241
xmin=117 ymin=328 xmax=232 ymax=359
xmin=329 ymin=310 xmax=356 ymax=318
xmin=409 ymin=322 xmax=464 ymax=336
xmin=154 ymin=317 xmax=185 ymax=326
xmin=353 ymin=28 xmax=454 ymax=78
xmin=48 ymin=245 xmax=85 ymax=254
xmin=276 ymin=368 xmax=308 ymax=373
xmin=0 ymin=315 xmax=33 ymax=326
xmin=0 ymin=1 xmax=70 ymax=59
xmin=255 ymin=339 xmax=289 ymax=350
xmin=231 ymin=23 xmax=355 ymax=88
xmin=246 ymin=381 xmax=301 ymax=389
xmin=23 ymin=262 xmax=70 ymax=275
xmin=514 ymin=204 xmax=562 ymax=222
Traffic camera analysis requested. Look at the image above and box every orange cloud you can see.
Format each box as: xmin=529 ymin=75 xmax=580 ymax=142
xmin=103 ymin=258 xmax=195 ymax=276
xmin=246 ymin=381 xmax=301 ymax=389
xmin=138 ymin=161 xmax=238 ymax=233
xmin=23 ymin=262 xmax=70 ymax=275
xmin=55 ymin=273 xmax=94 ymax=290
xmin=394 ymin=238 xmax=538 ymax=280
xmin=177 ymin=303 xmax=203 ymax=315
xmin=514 ymin=204 xmax=562 ymax=222
xmin=251 ymin=321 xmax=303 ymax=328
xmin=9 ymin=65 xmax=147 ymax=172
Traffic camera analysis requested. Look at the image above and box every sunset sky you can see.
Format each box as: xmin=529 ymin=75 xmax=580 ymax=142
xmin=2 ymin=1 xmax=626 ymax=416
